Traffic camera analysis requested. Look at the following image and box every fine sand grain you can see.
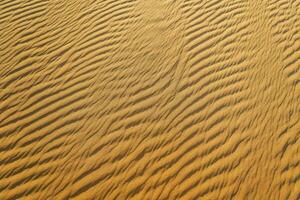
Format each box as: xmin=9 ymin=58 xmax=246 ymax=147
xmin=0 ymin=0 xmax=300 ymax=199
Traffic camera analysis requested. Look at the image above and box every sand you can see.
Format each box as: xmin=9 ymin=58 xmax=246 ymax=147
xmin=0 ymin=0 xmax=300 ymax=199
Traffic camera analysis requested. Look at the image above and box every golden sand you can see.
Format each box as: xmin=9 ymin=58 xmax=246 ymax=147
xmin=0 ymin=0 xmax=299 ymax=199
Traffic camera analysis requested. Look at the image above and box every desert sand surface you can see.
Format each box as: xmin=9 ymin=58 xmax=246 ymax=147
xmin=0 ymin=0 xmax=300 ymax=199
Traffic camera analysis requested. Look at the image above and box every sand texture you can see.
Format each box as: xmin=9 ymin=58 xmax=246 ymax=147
xmin=1 ymin=0 xmax=300 ymax=199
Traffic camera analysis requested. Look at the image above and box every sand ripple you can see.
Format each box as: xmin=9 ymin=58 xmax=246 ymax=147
xmin=0 ymin=0 xmax=300 ymax=199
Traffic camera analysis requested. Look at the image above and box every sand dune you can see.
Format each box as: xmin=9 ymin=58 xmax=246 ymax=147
xmin=0 ymin=0 xmax=300 ymax=199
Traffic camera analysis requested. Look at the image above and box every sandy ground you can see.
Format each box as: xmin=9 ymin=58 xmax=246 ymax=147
xmin=0 ymin=0 xmax=300 ymax=199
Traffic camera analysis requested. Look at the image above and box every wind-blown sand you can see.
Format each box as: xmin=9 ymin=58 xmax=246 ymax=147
xmin=0 ymin=0 xmax=300 ymax=199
